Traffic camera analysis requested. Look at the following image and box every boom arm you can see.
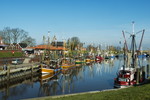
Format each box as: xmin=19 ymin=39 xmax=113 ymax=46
xmin=138 ymin=29 xmax=145 ymax=51
xmin=122 ymin=30 xmax=128 ymax=51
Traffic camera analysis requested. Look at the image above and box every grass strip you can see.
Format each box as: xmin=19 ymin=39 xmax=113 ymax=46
xmin=28 ymin=82 xmax=150 ymax=100
xmin=0 ymin=52 xmax=23 ymax=58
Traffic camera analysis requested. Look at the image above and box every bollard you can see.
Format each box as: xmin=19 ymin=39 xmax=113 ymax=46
xmin=147 ymin=64 xmax=149 ymax=78
xmin=142 ymin=66 xmax=146 ymax=81
xmin=136 ymin=68 xmax=140 ymax=84
xmin=31 ymin=65 xmax=33 ymax=74
xmin=7 ymin=65 xmax=10 ymax=81
xmin=31 ymin=65 xmax=33 ymax=82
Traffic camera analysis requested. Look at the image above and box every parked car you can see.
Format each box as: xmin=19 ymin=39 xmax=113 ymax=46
xmin=12 ymin=59 xmax=23 ymax=65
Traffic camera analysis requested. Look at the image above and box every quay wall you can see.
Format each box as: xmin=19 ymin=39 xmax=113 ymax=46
xmin=0 ymin=63 xmax=40 ymax=82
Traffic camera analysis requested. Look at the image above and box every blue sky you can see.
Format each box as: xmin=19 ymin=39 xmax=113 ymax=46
xmin=0 ymin=0 xmax=150 ymax=49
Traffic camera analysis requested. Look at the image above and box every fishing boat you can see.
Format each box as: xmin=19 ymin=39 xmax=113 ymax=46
xmin=61 ymin=58 xmax=76 ymax=69
xmin=114 ymin=67 xmax=136 ymax=88
xmin=104 ymin=54 xmax=115 ymax=59
xmin=40 ymin=64 xmax=62 ymax=74
xmin=138 ymin=54 xmax=147 ymax=58
xmin=75 ymin=60 xmax=85 ymax=64
xmin=74 ymin=57 xmax=85 ymax=67
xmin=85 ymin=58 xmax=91 ymax=63
xmin=41 ymin=67 xmax=54 ymax=74
xmin=61 ymin=64 xmax=75 ymax=69
xmin=39 ymin=33 xmax=62 ymax=74
xmin=41 ymin=73 xmax=55 ymax=81
xmin=75 ymin=57 xmax=85 ymax=64
xmin=95 ymin=55 xmax=104 ymax=62
xmin=114 ymin=22 xmax=145 ymax=88
xmin=39 ymin=72 xmax=60 ymax=88
xmin=85 ymin=56 xmax=94 ymax=63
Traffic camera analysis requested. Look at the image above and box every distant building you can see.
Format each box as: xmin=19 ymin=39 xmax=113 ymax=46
xmin=0 ymin=37 xmax=3 ymax=44
xmin=0 ymin=37 xmax=27 ymax=51
xmin=51 ymin=41 xmax=64 ymax=47
xmin=0 ymin=37 xmax=8 ymax=50
xmin=27 ymin=41 xmax=67 ymax=55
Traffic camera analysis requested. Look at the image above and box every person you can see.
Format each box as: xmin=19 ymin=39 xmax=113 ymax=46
xmin=3 ymin=64 xmax=7 ymax=70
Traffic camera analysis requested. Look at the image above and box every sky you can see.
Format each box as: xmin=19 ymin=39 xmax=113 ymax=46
xmin=0 ymin=0 xmax=150 ymax=49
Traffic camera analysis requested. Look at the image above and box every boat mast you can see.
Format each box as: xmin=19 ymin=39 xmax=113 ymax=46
xmin=42 ymin=35 xmax=46 ymax=62
xmin=122 ymin=30 xmax=128 ymax=70
xmin=123 ymin=42 xmax=126 ymax=72
xmin=122 ymin=22 xmax=145 ymax=69
xmin=47 ymin=31 xmax=51 ymax=60
xmin=122 ymin=31 xmax=128 ymax=51
xmin=131 ymin=21 xmax=136 ymax=68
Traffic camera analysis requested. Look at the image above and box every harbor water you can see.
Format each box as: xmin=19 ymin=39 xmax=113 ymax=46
xmin=0 ymin=58 xmax=149 ymax=100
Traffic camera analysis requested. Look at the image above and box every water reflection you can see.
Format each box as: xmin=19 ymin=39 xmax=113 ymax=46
xmin=0 ymin=73 xmax=39 ymax=100
xmin=0 ymin=58 xmax=149 ymax=100
xmin=38 ymin=74 xmax=61 ymax=96
xmin=60 ymin=67 xmax=83 ymax=94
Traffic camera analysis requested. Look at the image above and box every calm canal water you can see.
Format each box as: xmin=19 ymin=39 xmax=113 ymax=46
xmin=0 ymin=58 xmax=149 ymax=100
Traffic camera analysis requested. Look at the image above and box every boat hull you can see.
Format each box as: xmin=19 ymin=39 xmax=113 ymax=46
xmin=85 ymin=59 xmax=91 ymax=63
xmin=114 ymin=78 xmax=136 ymax=88
xmin=114 ymin=84 xmax=132 ymax=88
xmin=61 ymin=64 xmax=75 ymax=69
xmin=41 ymin=73 xmax=54 ymax=80
xmin=41 ymin=68 xmax=54 ymax=74
xmin=114 ymin=67 xmax=137 ymax=88
xmin=75 ymin=61 xmax=85 ymax=64
xmin=41 ymin=68 xmax=62 ymax=74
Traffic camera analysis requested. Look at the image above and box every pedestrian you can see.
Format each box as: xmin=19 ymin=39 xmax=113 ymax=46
xmin=3 ymin=64 xmax=7 ymax=70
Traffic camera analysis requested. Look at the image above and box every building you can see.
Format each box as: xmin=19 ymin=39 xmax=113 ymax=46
xmin=0 ymin=37 xmax=26 ymax=51
xmin=0 ymin=37 xmax=8 ymax=50
xmin=26 ymin=41 xmax=67 ymax=56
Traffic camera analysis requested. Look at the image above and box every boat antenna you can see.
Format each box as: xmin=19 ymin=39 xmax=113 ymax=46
xmin=132 ymin=21 xmax=135 ymax=35
xmin=131 ymin=22 xmax=136 ymax=68
xmin=48 ymin=31 xmax=51 ymax=59
xmin=123 ymin=42 xmax=126 ymax=73
xmin=48 ymin=31 xmax=50 ymax=44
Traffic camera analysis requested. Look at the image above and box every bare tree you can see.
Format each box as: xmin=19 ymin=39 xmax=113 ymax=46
xmin=21 ymin=36 xmax=36 ymax=46
xmin=0 ymin=27 xmax=36 ymax=46
xmin=67 ymin=37 xmax=80 ymax=50
xmin=11 ymin=28 xmax=28 ymax=43
xmin=0 ymin=27 xmax=12 ymax=44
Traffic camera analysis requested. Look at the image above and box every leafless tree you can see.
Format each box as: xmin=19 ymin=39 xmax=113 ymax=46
xmin=0 ymin=27 xmax=36 ymax=46
xmin=21 ymin=36 xmax=36 ymax=46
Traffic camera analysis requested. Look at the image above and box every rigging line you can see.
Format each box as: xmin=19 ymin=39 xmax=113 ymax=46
xmin=138 ymin=29 xmax=145 ymax=51
xmin=135 ymin=30 xmax=143 ymax=35
xmin=122 ymin=30 xmax=128 ymax=51
xmin=125 ymin=31 xmax=131 ymax=35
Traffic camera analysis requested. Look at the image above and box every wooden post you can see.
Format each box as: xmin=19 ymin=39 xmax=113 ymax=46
xmin=147 ymin=64 xmax=149 ymax=78
xmin=31 ymin=65 xmax=33 ymax=74
xmin=31 ymin=65 xmax=33 ymax=83
xmin=40 ymin=64 xmax=42 ymax=73
xmin=136 ymin=68 xmax=140 ymax=84
xmin=7 ymin=65 xmax=10 ymax=81
xmin=6 ymin=81 xmax=9 ymax=98
xmin=142 ymin=66 xmax=145 ymax=81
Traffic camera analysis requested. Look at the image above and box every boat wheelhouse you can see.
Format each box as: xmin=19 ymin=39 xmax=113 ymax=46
xmin=114 ymin=67 xmax=136 ymax=88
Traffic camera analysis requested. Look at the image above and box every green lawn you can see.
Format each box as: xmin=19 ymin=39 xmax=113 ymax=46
xmin=29 ymin=80 xmax=150 ymax=100
xmin=0 ymin=52 xmax=23 ymax=58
